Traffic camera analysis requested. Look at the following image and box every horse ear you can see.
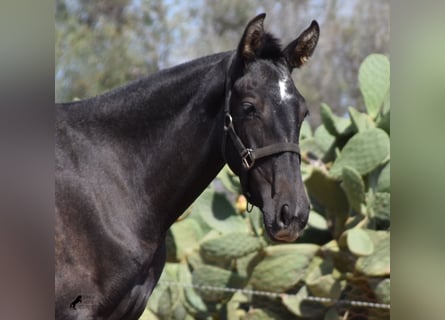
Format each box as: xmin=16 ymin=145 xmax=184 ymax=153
xmin=283 ymin=20 xmax=320 ymax=70
xmin=236 ymin=13 xmax=267 ymax=64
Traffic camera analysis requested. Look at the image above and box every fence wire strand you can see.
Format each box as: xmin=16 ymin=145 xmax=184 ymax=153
xmin=157 ymin=280 xmax=390 ymax=310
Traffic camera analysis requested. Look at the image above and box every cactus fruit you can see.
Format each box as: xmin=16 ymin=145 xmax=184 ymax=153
xmin=235 ymin=194 xmax=247 ymax=213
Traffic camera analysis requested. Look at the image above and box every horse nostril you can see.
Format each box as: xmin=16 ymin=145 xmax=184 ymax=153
xmin=280 ymin=204 xmax=291 ymax=227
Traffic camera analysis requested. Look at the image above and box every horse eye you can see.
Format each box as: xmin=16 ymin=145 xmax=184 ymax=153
xmin=241 ymin=102 xmax=256 ymax=114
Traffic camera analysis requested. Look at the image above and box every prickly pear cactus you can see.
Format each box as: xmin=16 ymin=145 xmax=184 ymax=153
xmin=320 ymin=103 xmax=353 ymax=137
xmin=192 ymin=265 xmax=246 ymax=302
xmin=341 ymin=166 xmax=366 ymax=213
xmin=249 ymin=244 xmax=319 ymax=292
xmin=329 ymin=128 xmax=390 ymax=179
xmin=200 ymin=232 xmax=264 ymax=263
xmin=359 ymin=54 xmax=390 ymax=119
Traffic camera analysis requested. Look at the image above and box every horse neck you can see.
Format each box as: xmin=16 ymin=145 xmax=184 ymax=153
xmin=67 ymin=52 xmax=231 ymax=231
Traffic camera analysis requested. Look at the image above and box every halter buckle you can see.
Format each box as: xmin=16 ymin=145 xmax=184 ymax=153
xmin=241 ymin=149 xmax=255 ymax=170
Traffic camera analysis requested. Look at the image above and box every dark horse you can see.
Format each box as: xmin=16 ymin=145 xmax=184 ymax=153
xmin=55 ymin=13 xmax=319 ymax=319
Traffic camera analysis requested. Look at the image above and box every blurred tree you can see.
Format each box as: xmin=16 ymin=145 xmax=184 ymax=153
xmin=56 ymin=0 xmax=389 ymax=128
xmin=173 ymin=0 xmax=389 ymax=127
xmin=55 ymin=0 xmax=175 ymax=101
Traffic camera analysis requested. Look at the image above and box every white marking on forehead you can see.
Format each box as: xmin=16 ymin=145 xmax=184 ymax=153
xmin=278 ymin=76 xmax=291 ymax=102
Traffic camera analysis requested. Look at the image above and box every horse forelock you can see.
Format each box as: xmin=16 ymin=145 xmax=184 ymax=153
xmin=256 ymin=32 xmax=283 ymax=61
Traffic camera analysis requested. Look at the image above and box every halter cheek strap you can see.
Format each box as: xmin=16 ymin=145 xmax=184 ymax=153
xmin=222 ymin=54 xmax=301 ymax=197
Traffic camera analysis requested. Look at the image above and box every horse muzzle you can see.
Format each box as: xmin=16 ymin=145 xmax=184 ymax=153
xmin=264 ymin=201 xmax=310 ymax=242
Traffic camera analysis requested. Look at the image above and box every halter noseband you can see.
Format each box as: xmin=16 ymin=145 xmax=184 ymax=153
xmin=222 ymin=55 xmax=301 ymax=197
xmin=223 ymin=113 xmax=301 ymax=170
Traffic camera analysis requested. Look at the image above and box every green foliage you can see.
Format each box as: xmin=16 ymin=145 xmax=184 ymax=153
xmin=282 ymin=286 xmax=325 ymax=319
xmin=341 ymin=166 xmax=366 ymax=213
xmin=320 ymin=103 xmax=353 ymax=137
xmin=348 ymin=107 xmax=375 ymax=132
xmin=376 ymin=162 xmax=390 ymax=192
xmin=305 ymin=256 xmax=346 ymax=302
xmin=55 ymin=0 xmax=176 ymax=101
xmin=188 ymin=189 xmax=247 ymax=234
xmin=249 ymin=244 xmax=318 ymax=292
xmin=346 ymin=228 xmax=375 ymax=256
xmin=192 ymin=265 xmax=246 ymax=302
xmin=145 ymin=54 xmax=390 ymax=319
xmin=329 ymin=128 xmax=390 ymax=179
xmin=200 ymin=233 xmax=264 ymax=263
xmin=359 ymin=54 xmax=390 ymax=119
xmin=355 ymin=233 xmax=390 ymax=276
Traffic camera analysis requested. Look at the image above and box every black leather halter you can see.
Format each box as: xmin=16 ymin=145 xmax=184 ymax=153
xmin=222 ymin=55 xmax=301 ymax=198
xmin=224 ymin=112 xmax=300 ymax=169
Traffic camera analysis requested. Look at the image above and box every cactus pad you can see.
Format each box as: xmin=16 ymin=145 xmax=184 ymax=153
xmin=359 ymin=54 xmax=390 ymax=118
xmin=348 ymin=107 xmax=375 ymax=132
xmin=320 ymin=103 xmax=353 ymax=136
xmin=329 ymin=128 xmax=390 ymax=179
xmin=249 ymin=246 xmax=317 ymax=292
xmin=341 ymin=166 xmax=366 ymax=213
xmin=346 ymin=228 xmax=375 ymax=256
xmin=192 ymin=265 xmax=245 ymax=302
xmin=200 ymin=233 xmax=264 ymax=262
xmin=355 ymin=232 xmax=390 ymax=276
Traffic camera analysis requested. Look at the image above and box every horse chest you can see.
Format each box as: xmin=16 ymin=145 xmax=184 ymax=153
xmin=99 ymin=243 xmax=166 ymax=319
xmin=101 ymin=272 xmax=158 ymax=320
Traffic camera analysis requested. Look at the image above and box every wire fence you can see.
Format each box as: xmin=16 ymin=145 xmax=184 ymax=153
xmin=158 ymin=280 xmax=390 ymax=310
xmin=153 ymin=279 xmax=390 ymax=320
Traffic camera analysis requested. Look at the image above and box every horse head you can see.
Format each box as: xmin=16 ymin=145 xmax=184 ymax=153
xmin=224 ymin=13 xmax=320 ymax=242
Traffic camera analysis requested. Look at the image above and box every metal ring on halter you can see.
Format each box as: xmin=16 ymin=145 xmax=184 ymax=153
xmin=224 ymin=113 xmax=232 ymax=131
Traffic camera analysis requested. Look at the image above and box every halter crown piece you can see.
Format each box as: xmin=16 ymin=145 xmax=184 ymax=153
xmin=222 ymin=54 xmax=301 ymax=200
